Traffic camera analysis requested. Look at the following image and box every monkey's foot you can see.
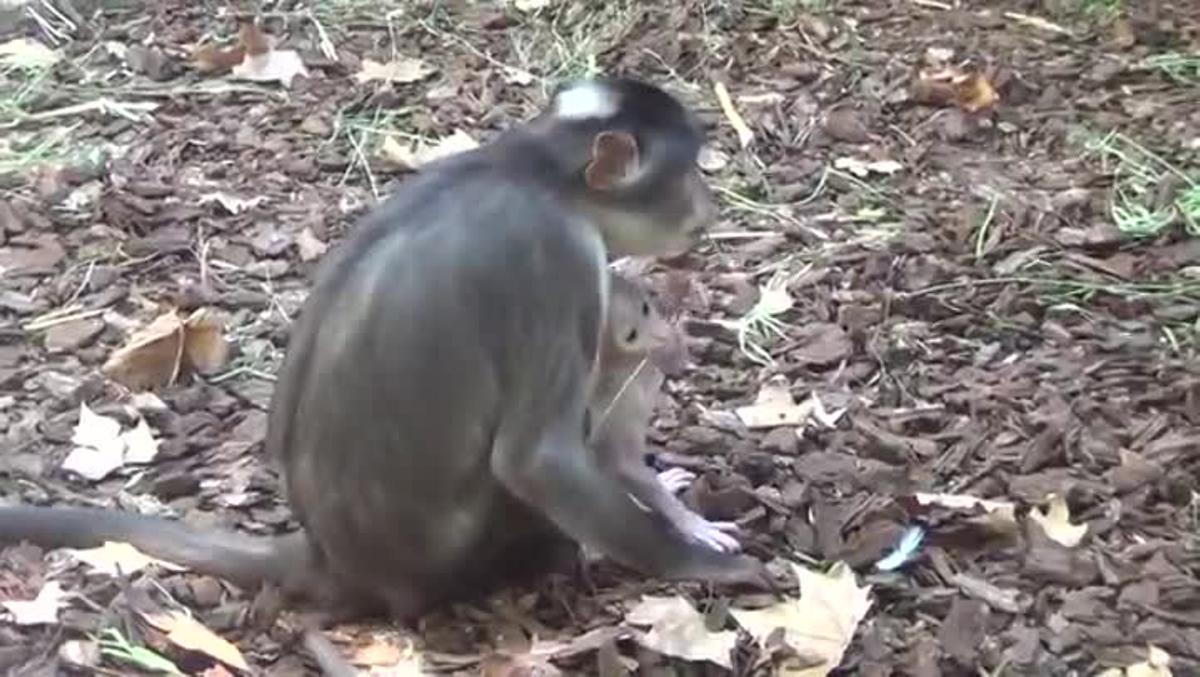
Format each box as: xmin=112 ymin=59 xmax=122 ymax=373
xmin=656 ymin=467 xmax=696 ymax=494
xmin=680 ymin=514 xmax=741 ymax=553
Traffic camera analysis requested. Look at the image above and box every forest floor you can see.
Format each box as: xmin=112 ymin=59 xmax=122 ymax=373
xmin=1 ymin=0 xmax=1199 ymax=675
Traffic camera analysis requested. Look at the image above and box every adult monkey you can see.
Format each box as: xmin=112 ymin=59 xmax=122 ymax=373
xmin=271 ymin=77 xmax=767 ymax=620
xmin=0 ymin=78 xmax=768 ymax=624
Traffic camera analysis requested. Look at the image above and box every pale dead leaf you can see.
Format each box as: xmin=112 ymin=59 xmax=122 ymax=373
xmin=0 ymin=37 xmax=61 ymax=69
xmin=625 ymin=595 xmax=738 ymax=669
xmin=807 ymin=392 xmax=846 ymax=428
xmin=732 ymin=561 xmax=872 ymax=676
xmin=63 ymin=403 xmax=127 ymax=480
xmin=713 ymin=81 xmax=753 ymax=148
xmin=2 ymin=581 xmax=69 ymax=625
xmin=61 ymin=445 xmax=125 ymax=481
xmin=199 ymin=192 xmax=266 ymax=215
xmin=230 ymin=49 xmax=308 ymax=88
xmin=355 ymin=57 xmax=435 ymax=85
xmin=912 ymin=492 xmax=1015 ymax=514
xmin=142 ymin=610 xmax=250 ymax=672
xmin=67 ymin=541 xmax=186 ymax=576
xmin=121 ymin=418 xmax=160 ymax=464
xmin=833 ymin=157 xmax=903 ymax=178
xmin=514 ymin=0 xmax=552 ymax=10
xmin=1029 ymin=494 xmax=1087 ymax=547
xmin=379 ymin=130 xmax=480 ymax=170
xmin=296 ymin=227 xmax=329 ymax=261
xmin=71 ymin=402 xmax=122 ymax=450
xmin=352 ymin=635 xmax=426 ymax=675
xmin=735 ymin=376 xmax=813 ymax=429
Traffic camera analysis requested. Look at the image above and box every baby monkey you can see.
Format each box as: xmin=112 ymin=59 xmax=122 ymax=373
xmin=590 ymin=273 xmax=741 ymax=553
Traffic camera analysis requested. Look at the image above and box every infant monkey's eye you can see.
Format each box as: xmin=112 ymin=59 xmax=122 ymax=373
xmin=625 ymin=328 xmax=639 ymax=343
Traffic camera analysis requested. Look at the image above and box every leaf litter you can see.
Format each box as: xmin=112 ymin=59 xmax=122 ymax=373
xmin=3 ymin=0 xmax=1200 ymax=674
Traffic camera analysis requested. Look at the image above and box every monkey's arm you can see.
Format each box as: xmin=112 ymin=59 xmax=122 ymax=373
xmin=492 ymin=363 xmax=762 ymax=585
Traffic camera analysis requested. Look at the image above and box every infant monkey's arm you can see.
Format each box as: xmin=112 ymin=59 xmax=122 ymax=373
xmin=591 ymin=274 xmax=741 ymax=553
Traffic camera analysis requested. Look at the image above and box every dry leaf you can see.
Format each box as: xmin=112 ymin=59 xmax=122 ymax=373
xmin=1098 ymin=645 xmax=1173 ymax=677
xmin=141 ymin=610 xmax=250 ymax=672
xmin=102 ymin=308 xmax=228 ymax=390
xmin=732 ymin=562 xmax=873 ymax=676
xmin=182 ymin=308 xmax=229 ymax=374
xmin=296 ymin=227 xmax=329 ymax=261
xmin=231 ymin=49 xmax=308 ymax=87
xmin=123 ymin=418 xmax=161 ymax=463
xmin=71 ymin=402 xmax=122 ymax=451
xmin=0 ymin=37 xmax=61 ymax=69
xmin=355 ymin=57 xmax=435 ymax=85
xmin=735 ymin=376 xmax=813 ymax=429
xmin=351 ymin=635 xmax=425 ymax=674
xmin=63 ymin=403 xmax=127 ymax=480
xmin=833 ymin=157 xmax=903 ymax=178
xmin=1 ymin=581 xmax=70 ymax=625
xmin=199 ymin=192 xmax=266 ymax=215
xmin=68 ymin=541 xmax=185 ymax=576
xmin=712 ymin=81 xmax=753 ymax=148
xmin=514 ymin=0 xmax=552 ymax=10
xmin=379 ymin=130 xmax=480 ymax=170
xmin=192 ymin=20 xmax=267 ymax=73
xmin=625 ymin=595 xmax=738 ymax=669
xmin=913 ymin=67 xmax=999 ymax=113
xmin=1029 ymin=494 xmax=1087 ymax=548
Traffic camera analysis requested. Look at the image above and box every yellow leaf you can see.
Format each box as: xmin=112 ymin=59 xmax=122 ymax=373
xmin=625 ymin=595 xmax=738 ymax=669
xmin=735 ymin=376 xmax=813 ymax=429
xmin=141 ymin=610 xmax=250 ymax=672
xmin=732 ymin=561 xmax=872 ymax=676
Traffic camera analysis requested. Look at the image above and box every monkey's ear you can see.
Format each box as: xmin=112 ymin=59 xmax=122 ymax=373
xmin=584 ymin=131 xmax=640 ymax=191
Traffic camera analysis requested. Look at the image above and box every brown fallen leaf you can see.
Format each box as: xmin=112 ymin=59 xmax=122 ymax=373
xmin=102 ymin=308 xmax=229 ymax=390
xmin=192 ymin=20 xmax=265 ymax=73
xmin=913 ymin=67 xmax=998 ymax=113
xmin=141 ymin=610 xmax=250 ymax=673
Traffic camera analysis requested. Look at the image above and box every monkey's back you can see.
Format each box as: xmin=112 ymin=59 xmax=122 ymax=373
xmin=265 ymin=148 xmax=607 ymax=609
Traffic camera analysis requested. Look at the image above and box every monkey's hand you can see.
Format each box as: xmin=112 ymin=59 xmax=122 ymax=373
xmin=655 ymin=467 xmax=695 ymax=494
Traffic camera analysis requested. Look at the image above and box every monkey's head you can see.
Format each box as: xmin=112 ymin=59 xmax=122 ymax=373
xmin=605 ymin=273 xmax=684 ymax=368
xmin=534 ymin=78 xmax=718 ymax=258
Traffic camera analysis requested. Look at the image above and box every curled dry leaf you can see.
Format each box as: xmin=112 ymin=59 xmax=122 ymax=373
xmin=0 ymin=37 xmax=61 ymax=69
xmin=625 ymin=595 xmax=739 ymax=669
xmin=732 ymin=562 xmax=873 ymax=676
xmin=913 ymin=67 xmax=998 ymax=113
xmin=355 ymin=57 xmax=435 ymax=85
xmin=140 ymin=610 xmax=251 ymax=673
xmin=102 ymin=308 xmax=229 ymax=391
xmin=192 ymin=21 xmax=268 ymax=73
xmin=1028 ymin=494 xmax=1087 ymax=548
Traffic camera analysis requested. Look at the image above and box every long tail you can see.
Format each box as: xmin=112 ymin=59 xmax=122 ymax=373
xmin=0 ymin=505 xmax=303 ymax=589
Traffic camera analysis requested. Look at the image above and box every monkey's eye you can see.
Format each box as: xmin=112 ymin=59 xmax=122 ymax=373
xmin=625 ymin=328 xmax=639 ymax=343
xmin=641 ymin=301 xmax=650 ymax=316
